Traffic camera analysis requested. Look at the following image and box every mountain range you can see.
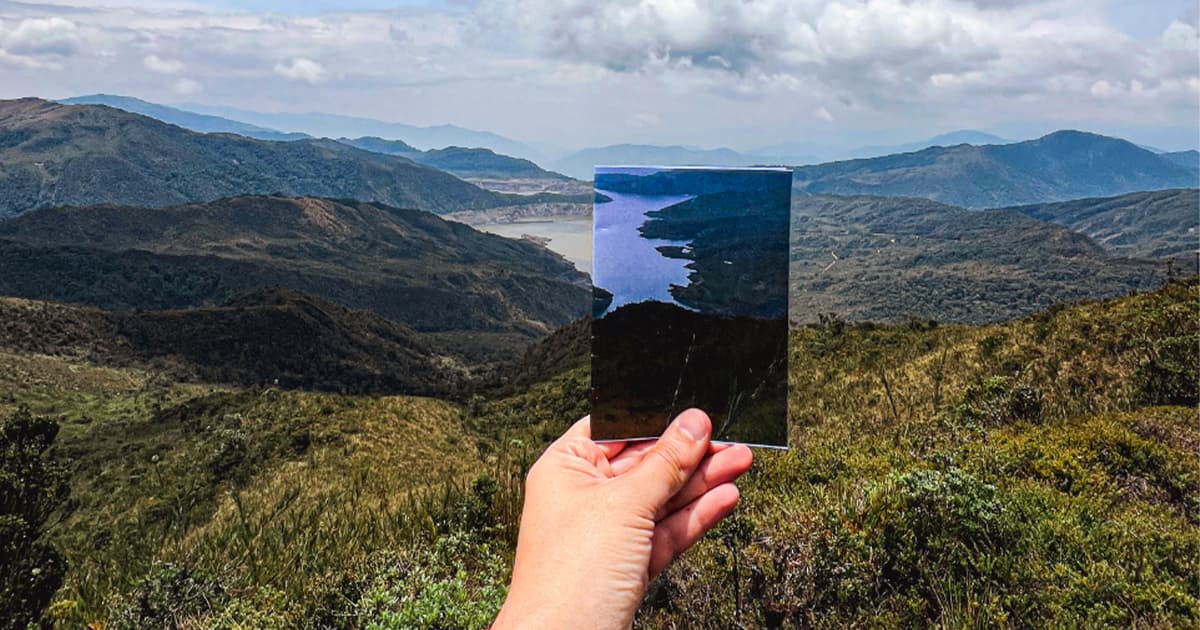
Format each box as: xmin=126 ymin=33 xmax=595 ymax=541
xmin=337 ymin=136 xmax=570 ymax=181
xmin=60 ymin=95 xmax=575 ymax=183
xmin=0 ymin=194 xmax=590 ymax=361
xmin=789 ymin=194 xmax=1169 ymax=323
xmin=60 ymin=94 xmax=310 ymax=141
xmin=999 ymin=188 xmax=1198 ymax=261
xmin=551 ymin=144 xmax=778 ymax=179
xmin=790 ymin=130 xmax=1198 ymax=208
xmin=178 ymin=100 xmax=542 ymax=160
xmin=0 ymin=98 xmax=566 ymax=218
xmin=752 ymin=129 xmax=1010 ymax=164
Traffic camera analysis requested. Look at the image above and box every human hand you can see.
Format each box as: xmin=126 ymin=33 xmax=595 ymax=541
xmin=492 ymin=409 xmax=753 ymax=630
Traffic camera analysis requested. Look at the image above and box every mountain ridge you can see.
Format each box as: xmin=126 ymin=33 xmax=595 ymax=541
xmin=0 ymin=98 xmax=563 ymax=218
xmin=60 ymin=94 xmax=309 ymax=141
xmin=0 ymin=194 xmax=590 ymax=360
xmin=997 ymin=188 xmax=1199 ymax=261
xmin=790 ymin=130 xmax=1197 ymax=208
xmin=0 ymin=286 xmax=466 ymax=395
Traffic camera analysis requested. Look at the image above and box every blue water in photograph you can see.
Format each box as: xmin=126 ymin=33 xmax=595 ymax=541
xmin=592 ymin=189 xmax=695 ymax=313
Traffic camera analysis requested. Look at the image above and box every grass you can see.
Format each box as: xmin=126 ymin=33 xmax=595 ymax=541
xmin=5 ymin=279 xmax=1196 ymax=628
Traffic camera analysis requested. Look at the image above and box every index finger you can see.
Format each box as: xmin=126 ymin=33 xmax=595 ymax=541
xmin=561 ymin=416 xmax=627 ymax=459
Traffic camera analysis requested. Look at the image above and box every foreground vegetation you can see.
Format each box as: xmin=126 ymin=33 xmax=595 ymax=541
xmin=3 ymin=280 xmax=1196 ymax=627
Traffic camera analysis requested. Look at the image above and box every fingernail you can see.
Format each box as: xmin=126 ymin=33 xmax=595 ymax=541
xmin=676 ymin=410 xmax=709 ymax=441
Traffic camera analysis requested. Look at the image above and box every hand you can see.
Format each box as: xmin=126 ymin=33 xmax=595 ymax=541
xmin=493 ymin=409 xmax=753 ymax=630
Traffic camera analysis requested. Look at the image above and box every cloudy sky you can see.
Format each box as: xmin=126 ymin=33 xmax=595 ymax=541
xmin=0 ymin=0 xmax=1196 ymax=152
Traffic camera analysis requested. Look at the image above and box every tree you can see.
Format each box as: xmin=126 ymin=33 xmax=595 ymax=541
xmin=0 ymin=408 xmax=69 ymax=629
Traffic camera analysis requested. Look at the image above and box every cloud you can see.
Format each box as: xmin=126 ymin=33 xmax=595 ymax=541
xmin=1089 ymin=79 xmax=1115 ymax=98
xmin=273 ymin=57 xmax=327 ymax=83
xmin=0 ymin=1 xmax=1192 ymax=150
xmin=814 ymin=106 xmax=834 ymax=122
xmin=172 ymin=77 xmax=202 ymax=95
xmin=143 ymin=54 xmax=183 ymax=74
xmin=630 ymin=112 xmax=661 ymax=127
xmin=2 ymin=16 xmax=80 ymax=58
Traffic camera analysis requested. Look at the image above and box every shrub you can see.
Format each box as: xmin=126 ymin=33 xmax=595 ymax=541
xmin=955 ymin=376 xmax=1042 ymax=427
xmin=355 ymin=533 xmax=509 ymax=630
xmin=106 ymin=562 xmax=227 ymax=629
xmin=0 ymin=408 xmax=69 ymax=630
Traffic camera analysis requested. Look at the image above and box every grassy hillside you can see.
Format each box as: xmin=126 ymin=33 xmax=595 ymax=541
xmin=0 ymin=195 xmax=590 ymax=358
xmin=1000 ymin=188 xmax=1199 ymax=260
xmin=789 ymin=194 xmax=1169 ymax=323
xmin=791 ymin=130 xmax=1198 ymax=208
xmin=0 ymin=98 xmax=556 ymax=218
xmin=8 ymin=279 xmax=1195 ymax=628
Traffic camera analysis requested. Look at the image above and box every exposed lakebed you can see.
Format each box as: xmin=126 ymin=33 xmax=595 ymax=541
xmin=474 ymin=217 xmax=593 ymax=273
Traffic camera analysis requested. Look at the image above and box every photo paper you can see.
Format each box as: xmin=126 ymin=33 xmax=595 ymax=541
xmin=591 ymin=166 xmax=792 ymax=448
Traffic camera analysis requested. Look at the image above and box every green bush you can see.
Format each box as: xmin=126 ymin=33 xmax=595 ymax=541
xmin=355 ymin=533 xmax=509 ymax=630
xmin=955 ymin=376 xmax=1042 ymax=427
xmin=106 ymin=563 xmax=227 ymax=629
xmin=0 ymin=408 xmax=69 ymax=630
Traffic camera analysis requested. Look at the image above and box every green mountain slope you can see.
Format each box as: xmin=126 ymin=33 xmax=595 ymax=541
xmin=1000 ymin=188 xmax=1199 ymax=260
xmin=7 ymin=279 xmax=1195 ymax=628
xmin=0 ymin=195 xmax=589 ymax=354
xmin=791 ymin=130 xmax=1198 ymax=208
xmin=789 ymin=194 xmax=1169 ymax=323
xmin=0 ymin=98 xmax=524 ymax=218
xmin=0 ymin=287 xmax=465 ymax=395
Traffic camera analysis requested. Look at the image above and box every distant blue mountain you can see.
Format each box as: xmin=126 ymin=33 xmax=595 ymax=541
xmin=1160 ymin=150 xmax=1199 ymax=171
xmin=61 ymin=94 xmax=309 ymax=141
xmin=749 ymin=130 xmax=1009 ymax=165
xmin=841 ymin=130 xmax=1009 ymax=159
xmin=178 ymin=102 xmax=542 ymax=161
xmin=551 ymin=144 xmax=785 ymax=180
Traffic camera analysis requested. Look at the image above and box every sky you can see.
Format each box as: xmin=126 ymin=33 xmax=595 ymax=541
xmin=0 ymin=0 xmax=1196 ymax=153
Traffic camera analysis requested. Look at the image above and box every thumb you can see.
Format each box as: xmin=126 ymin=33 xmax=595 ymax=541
xmin=620 ymin=409 xmax=712 ymax=511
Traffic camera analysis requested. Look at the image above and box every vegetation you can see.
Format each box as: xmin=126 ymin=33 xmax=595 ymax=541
xmin=789 ymin=194 xmax=1169 ymax=324
xmin=0 ymin=98 xmax=574 ymax=218
xmin=1 ymin=408 xmax=70 ymax=629
xmin=1002 ymin=188 xmax=1199 ymax=260
xmin=643 ymin=189 xmax=790 ymax=318
xmin=339 ymin=137 xmax=571 ymax=181
xmin=1 ymin=278 xmax=1193 ymax=628
xmin=0 ymin=288 xmax=469 ymax=396
xmin=592 ymin=302 xmax=787 ymax=445
xmin=0 ymin=195 xmax=590 ymax=357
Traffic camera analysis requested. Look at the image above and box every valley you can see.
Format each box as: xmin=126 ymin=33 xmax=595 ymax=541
xmin=0 ymin=91 xmax=1195 ymax=629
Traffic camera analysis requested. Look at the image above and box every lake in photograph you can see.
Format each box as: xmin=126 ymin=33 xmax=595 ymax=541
xmin=592 ymin=189 xmax=695 ymax=314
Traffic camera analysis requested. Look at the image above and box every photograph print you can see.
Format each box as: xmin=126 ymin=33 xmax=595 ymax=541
xmin=591 ymin=166 xmax=793 ymax=447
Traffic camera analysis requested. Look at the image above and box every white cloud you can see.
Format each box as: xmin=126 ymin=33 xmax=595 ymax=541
xmin=1090 ymin=80 xmax=1115 ymax=98
xmin=143 ymin=54 xmax=183 ymax=74
xmin=630 ymin=112 xmax=661 ymax=127
xmin=814 ymin=106 xmax=834 ymax=122
xmin=0 ymin=1 xmax=1193 ymax=150
xmin=2 ymin=16 xmax=80 ymax=57
xmin=273 ymin=57 xmax=327 ymax=83
xmin=172 ymin=77 xmax=201 ymax=95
